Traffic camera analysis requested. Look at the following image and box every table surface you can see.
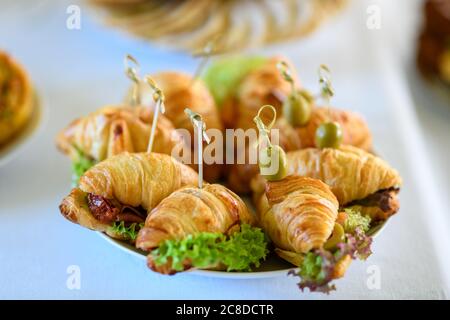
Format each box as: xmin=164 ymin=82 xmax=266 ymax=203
xmin=1 ymin=0 xmax=449 ymax=299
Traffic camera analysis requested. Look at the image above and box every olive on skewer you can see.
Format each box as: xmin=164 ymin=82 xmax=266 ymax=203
xmin=277 ymin=61 xmax=313 ymax=127
xmin=314 ymin=65 xmax=343 ymax=149
xmin=253 ymin=105 xmax=288 ymax=181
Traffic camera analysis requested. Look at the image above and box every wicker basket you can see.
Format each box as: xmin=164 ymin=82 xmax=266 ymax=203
xmin=88 ymin=0 xmax=348 ymax=52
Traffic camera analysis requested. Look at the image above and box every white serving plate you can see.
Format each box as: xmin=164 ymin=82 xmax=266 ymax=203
xmin=98 ymin=220 xmax=387 ymax=279
xmin=0 ymin=92 xmax=45 ymax=167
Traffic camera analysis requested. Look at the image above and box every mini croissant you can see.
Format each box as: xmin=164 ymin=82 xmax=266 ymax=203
xmin=284 ymin=146 xmax=402 ymax=205
xmin=136 ymin=183 xmax=255 ymax=273
xmin=252 ymin=145 xmax=402 ymax=221
xmin=252 ymin=145 xmax=402 ymax=204
xmin=259 ymin=176 xmax=339 ymax=254
xmin=223 ymin=56 xmax=296 ymax=130
xmin=257 ymin=176 xmax=351 ymax=280
xmin=152 ymin=72 xmax=223 ymax=135
xmin=293 ymin=107 xmax=372 ymax=151
xmin=227 ymin=107 xmax=373 ymax=194
xmin=136 ymin=72 xmax=224 ymax=182
xmin=59 ymin=152 xmax=199 ymax=240
xmin=56 ymin=105 xmax=184 ymax=162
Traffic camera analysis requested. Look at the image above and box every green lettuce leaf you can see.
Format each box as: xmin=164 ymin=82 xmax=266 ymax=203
xmin=202 ymin=56 xmax=267 ymax=107
xmin=150 ymin=224 xmax=269 ymax=272
xmin=288 ymin=250 xmax=338 ymax=294
xmin=289 ymin=227 xmax=373 ymax=294
xmin=71 ymin=148 xmax=95 ymax=186
xmin=340 ymin=227 xmax=373 ymax=261
xmin=110 ymin=221 xmax=144 ymax=241
xmin=343 ymin=206 xmax=371 ymax=234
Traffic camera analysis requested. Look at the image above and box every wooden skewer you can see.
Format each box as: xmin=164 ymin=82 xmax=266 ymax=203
xmin=124 ymin=54 xmax=142 ymax=106
xmin=277 ymin=61 xmax=296 ymax=93
xmin=185 ymin=108 xmax=210 ymax=189
xmin=144 ymin=75 xmax=165 ymax=153
xmin=318 ymin=64 xmax=334 ymax=121
xmin=192 ymin=35 xmax=223 ymax=82
xmin=253 ymin=104 xmax=277 ymax=149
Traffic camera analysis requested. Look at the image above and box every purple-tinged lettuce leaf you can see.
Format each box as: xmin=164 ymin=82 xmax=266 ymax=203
xmin=289 ymin=227 xmax=373 ymax=293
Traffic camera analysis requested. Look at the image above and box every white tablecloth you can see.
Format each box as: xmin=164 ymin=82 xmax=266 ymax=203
xmin=0 ymin=0 xmax=449 ymax=299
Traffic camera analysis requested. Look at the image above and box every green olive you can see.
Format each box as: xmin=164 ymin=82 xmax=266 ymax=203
xmin=323 ymin=223 xmax=345 ymax=251
xmin=315 ymin=121 xmax=343 ymax=149
xmin=282 ymin=90 xmax=312 ymax=127
xmin=259 ymin=145 xmax=288 ymax=181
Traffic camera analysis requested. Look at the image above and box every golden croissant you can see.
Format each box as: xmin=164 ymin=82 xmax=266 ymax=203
xmin=252 ymin=145 xmax=402 ymax=221
xmin=257 ymin=175 xmax=351 ymax=280
xmin=294 ymin=107 xmax=372 ymax=151
xmin=56 ymin=105 xmax=184 ymax=163
xmin=59 ymin=152 xmax=199 ymax=240
xmin=136 ymin=183 xmax=255 ymax=274
xmin=222 ymin=56 xmax=296 ymax=130
xmin=259 ymin=176 xmax=339 ymax=254
xmin=227 ymin=107 xmax=372 ymax=194
xmin=0 ymin=51 xmax=34 ymax=146
xmin=135 ymin=71 xmax=223 ymax=182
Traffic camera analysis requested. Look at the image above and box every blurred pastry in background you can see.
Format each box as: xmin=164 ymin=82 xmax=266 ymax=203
xmin=204 ymin=55 xmax=295 ymax=130
xmin=134 ymin=71 xmax=224 ymax=182
xmin=88 ymin=0 xmax=348 ymax=52
xmin=417 ymin=0 xmax=450 ymax=85
xmin=0 ymin=51 xmax=33 ymax=146
xmin=137 ymin=72 xmax=223 ymax=135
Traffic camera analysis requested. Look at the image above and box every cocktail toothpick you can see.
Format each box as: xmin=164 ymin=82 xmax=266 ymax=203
xmin=192 ymin=35 xmax=223 ymax=81
xmin=144 ymin=75 xmax=166 ymax=153
xmin=124 ymin=54 xmax=142 ymax=106
xmin=253 ymin=105 xmax=277 ymax=149
xmin=185 ymin=108 xmax=210 ymax=189
xmin=277 ymin=61 xmax=296 ymax=92
xmin=253 ymin=105 xmax=288 ymax=181
xmin=318 ymin=64 xmax=334 ymax=120
xmin=315 ymin=65 xmax=343 ymax=149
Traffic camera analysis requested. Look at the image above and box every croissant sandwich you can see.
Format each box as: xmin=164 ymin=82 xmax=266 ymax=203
xmin=257 ymin=176 xmax=375 ymax=293
xmin=56 ymin=105 xmax=185 ymax=185
xmin=207 ymin=55 xmax=290 ymax=193
xmin=204 ymin=55 xmax=296 ymax=130
xmin=136 ymin=184 xmax=267 ymax=274
xmin=138 ymin=72 xmax=223 ymax=135
xmin=227 ymin=107 xmax=372 ymax=193
xmin=203 ymin=55 xmax=373 ymax=194
xmin=0 ymin=51 xmax=34 ymax=146
xmin=59 ymin=152 xmax=199 ymax=241
xmin=253 ymin=145 xmax=402 ymax=222
xmin=136 ymin=71 xmax=224 ymax=182
xmin=258 ymin=176 xmax=339 ymax=253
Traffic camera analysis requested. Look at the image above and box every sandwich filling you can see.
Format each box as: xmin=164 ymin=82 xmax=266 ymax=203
xmin=346 ymin=187 xmax=400 ymax=221
xmin=86 ymin=193 xmax=146 ymax=224
xmin=85 ymin=193 xmax=146 ymax=240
